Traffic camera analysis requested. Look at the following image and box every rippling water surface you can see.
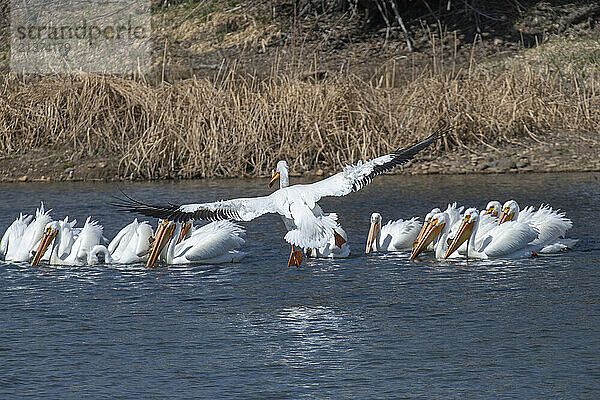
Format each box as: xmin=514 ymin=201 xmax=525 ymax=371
xmin=1 ymin=173 xmax=599 ymax=399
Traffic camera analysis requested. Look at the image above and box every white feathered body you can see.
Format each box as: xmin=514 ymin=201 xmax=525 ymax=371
xmin=59 ymin=217 xmax=104 ymax=265
xmin=1 ymin=213 xmax=33 ymax=261
xmin=517 ymin=204 xmax=573 ymax=247
xmin=108 ymin=219 xmax=153 ymax=264
xmin=11 ymin=204 xmax=52 ymax=262
xmin=371 ymin=217 xmax=422 ymax=252
xmin=161 ymin=221 xmax=246 ymax=264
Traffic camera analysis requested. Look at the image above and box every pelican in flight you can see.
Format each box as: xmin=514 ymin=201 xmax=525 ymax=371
xmin=113 ymin=132 xmax=441 ymax=266
xmin=31 ymin=217 xmax=105 ymax=266
xmin=443 ymin=208 xmax=540 ymax=259
xmin=498 ymin=200 xmax=576 ymax=250
xmin=365 ymin=213 xmax=421 ymax=253
xmin=269 ymin=160 xmax=350 ymax=260
xmin=145 ymin=220 xmax=246 ymax=267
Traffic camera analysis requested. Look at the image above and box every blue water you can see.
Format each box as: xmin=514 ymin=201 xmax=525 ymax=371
xmin=1 ymin=173 xmax=599 ymax=399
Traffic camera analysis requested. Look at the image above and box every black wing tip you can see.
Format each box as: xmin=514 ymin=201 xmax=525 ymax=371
xmin=109 ymin=192 xmax=240 ymax=223
xmin=109 ymin=191 xmax=190 ymax=221
xmin=392 ymin=126 xmax=448 ymax=156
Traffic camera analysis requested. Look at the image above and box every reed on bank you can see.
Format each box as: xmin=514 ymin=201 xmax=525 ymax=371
xmin=0 ymin=57 xmax=598 ymax=179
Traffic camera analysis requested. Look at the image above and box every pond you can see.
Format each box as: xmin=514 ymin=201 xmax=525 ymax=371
xmin=1 ymin=172 xmax=599 ymax=398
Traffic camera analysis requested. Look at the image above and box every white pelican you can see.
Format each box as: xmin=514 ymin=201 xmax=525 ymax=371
xmin=31 ymin=217 xmax=105 ymax=266
xmin=306 ymin=225 xmax=351 ymax=258
xmin=107 ymin=219 xmax=154 ymax=264
xmin=269 ymin=160 xmax=350 ymax=260
xmin=498 ymin=200 xmax=576 ymax=250
xmin=88 ymin=245 xmax=113 ymax=265
xmin=113 ymin=132 xmax=441 ymax=266
xmin=443 ymin=208 xmax=540 ymax=259
xmin=412 ymin=207 xmax=440 ymax=251
xmin=1 ymin=213 xmax=33 ymax=261
xmin=409 ymin=212 xmax=454 ymax=259
xmin=484 ymin=201 xmax=502 ymax=218
xmin=145 ymin=220 xmax=246 ymax=267
xmin=365 ymin=213 xmax=421 ymax=253
xmin=38 ymin=216 xmax=78 ymax=262
xmin=9 ymin=203 xmax=53 ymax=262
xmin=412 ymin=203 xmax=463 ymax=252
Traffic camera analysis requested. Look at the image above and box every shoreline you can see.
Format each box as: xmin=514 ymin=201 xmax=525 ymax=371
xmin=2 ymin=131 xmax=598 ymax=183
xmin=1 ymin=160 xmax=598 ymax=184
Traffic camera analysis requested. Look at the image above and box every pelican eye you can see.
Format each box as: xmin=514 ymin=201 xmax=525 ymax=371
xmin=45 ymin=227 xmax=52 ymax=234
xmin=431 ymin=218 xmax=438 ymax=225
xmin=464 ymin=215 xmax=471 ymax=222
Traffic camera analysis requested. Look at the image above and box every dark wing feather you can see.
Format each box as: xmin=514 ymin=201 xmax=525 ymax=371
xmin=351 ymin=130 xmax=442 ymax=191
xmin=110 ymin=191 xmax=275 ymax=222
xmin=307 ymin=129 xmax=444 ymax=201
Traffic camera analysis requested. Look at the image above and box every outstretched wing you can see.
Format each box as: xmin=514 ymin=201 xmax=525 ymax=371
xmin=112 ymin=130 xmax=441 ymax=222
xmin=111 ymin=191 xmax=280 ymax=222
xmin=305 ymin=131 xmax=441 ymax=201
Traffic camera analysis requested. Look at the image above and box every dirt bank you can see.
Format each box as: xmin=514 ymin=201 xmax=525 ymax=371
xmin=1 ymin=129 xmax=598 ymax=183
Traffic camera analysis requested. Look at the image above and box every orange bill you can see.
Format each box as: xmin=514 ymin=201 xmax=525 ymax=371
xmin=409 ymin=222 xmax=444 ymax=260
xmin=177 ymin=222 xmax=191 ymax=244
xmin=444 ymin=218 xmax=474 ymax=258
xmin=365 ymin=221 xmax=379 ymax=254
xmin=146 ymin=221 xmax=175 ymax=268
xmin=30 ymin=227 xmax=57 ymax=266
xmin=269 ymin=171 xmax=280 ymax=188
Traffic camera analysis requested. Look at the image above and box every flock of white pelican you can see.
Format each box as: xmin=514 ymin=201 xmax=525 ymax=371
xmin=0 ymin=132 xmax=577 ymax=267
xmin=0 ymin=203 xmax=247 ymax=267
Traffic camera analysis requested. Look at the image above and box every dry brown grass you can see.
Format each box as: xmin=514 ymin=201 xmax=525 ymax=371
xmin=0 ymin=55 xmax=599 ymax=179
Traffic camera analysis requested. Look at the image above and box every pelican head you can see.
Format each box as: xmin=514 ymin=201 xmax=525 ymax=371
xmin=88 ymin=245 xmax=112 ymax=265
xmin=30 ymin=221 xmax=60 ymax=266
xmin=409 ymin=212 xmax=447 ymax=260
xmin=412 ymin=207 xmax=441 ymax=250
xmin=269 ymin=160 xmax=289 ymax=188
xmin=365 ymin=212 xmax=381 ymax=253
xmin=444 ymin=208 xmax=479 ymax=258
xmin=146 ymin=220 xmax=176 ymax=268
xmin=484 ymin=201 xmax=502 ymax=217
xmin=498 ymin=200 xmax=519 ymax=224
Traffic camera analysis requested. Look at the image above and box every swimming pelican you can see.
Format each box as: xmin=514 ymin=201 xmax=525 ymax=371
xmin=38 ymin=216 xmax=78 ymax=262
xmin=1 ymin=213 xmax=33 ymax=261
xmin=31 ymin=217 xmax=105 ymax=266
xmin=498 ymin=200 xmax=576 ymax=250
xmin=444 ymin=208 xmax=540 ymax=259
xmin=484 ymin=201 xmax=502 ymax=218
xmin=107 ymin=219 xmax=153 ymax=264
xmin=88 ymin=245 xmax=113 ymax=265
xmin=412 ymin=203 xmax=463 ymax=252
xmin=145 ymin=220 xmax=246 ymax=267
xmin=113 ymin=132 xmax=441 ymax=266
xmin=409 ymin=212 xmax=454 ymax=259
xmin=365 ymin=213 xmax=421 ymax=253
xmin=306 ymin=225 xmax=351 ymax=258
xmin=9 ymin=203 xmax=53 ymax=262
xmin=269 ymin=160 xmax=350 ymax=259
